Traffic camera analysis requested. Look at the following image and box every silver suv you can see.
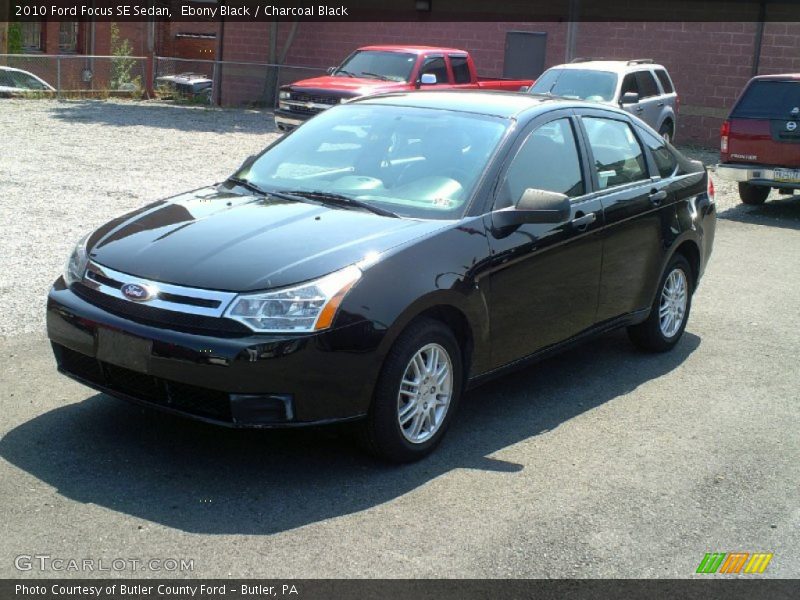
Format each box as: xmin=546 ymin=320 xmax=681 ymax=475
xmin=528 ymin=59 xmax=679 ymax=142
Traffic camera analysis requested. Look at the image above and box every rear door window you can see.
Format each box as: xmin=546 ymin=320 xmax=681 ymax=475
xmin=637 ymin=126 xmax=678 ymax=178
xmin=634 ymin=71 xmax=660 ymax=98
xmin=582 ymin=117 xmax=648 ymax=189
xmin=732 ymin=80 xmax=800 ymax=119
xmin=654 ymin=69 xmax=674 ymax=93
xmin=449 ymin=55 xmax=471 ymax=84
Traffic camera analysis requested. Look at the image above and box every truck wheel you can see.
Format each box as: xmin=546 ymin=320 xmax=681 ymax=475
xmin=738 ymin=182 xmax=770 ymax=205
xmin=359 ymin=318 xmax=463 ymax=463
xmin=627 ymin=254 xmax=693 ymax=353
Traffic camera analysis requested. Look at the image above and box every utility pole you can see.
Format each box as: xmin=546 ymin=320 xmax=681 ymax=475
xmin=565 ymin=0 xmax=580 ymax=63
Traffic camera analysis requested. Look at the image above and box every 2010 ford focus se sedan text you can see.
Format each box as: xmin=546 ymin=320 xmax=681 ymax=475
xmin=47 ymin=91 xmax=716 ymax=462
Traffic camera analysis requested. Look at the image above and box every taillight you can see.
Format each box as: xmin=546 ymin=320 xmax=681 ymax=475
xmin=707 ymin=174 xmax=715 ymax=203
xmin=720 ymin=120 xmax=730 ymax=154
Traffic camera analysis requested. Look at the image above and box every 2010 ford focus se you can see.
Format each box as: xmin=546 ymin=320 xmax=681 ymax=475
xmin=47 ymin=91 xmax=716 ymax=462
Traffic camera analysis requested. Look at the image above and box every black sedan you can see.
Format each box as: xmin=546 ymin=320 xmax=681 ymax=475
xmin=47 ymin=91 xmax=716 ymax=462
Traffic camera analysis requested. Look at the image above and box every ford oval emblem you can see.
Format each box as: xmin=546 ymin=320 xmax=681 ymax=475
xmin=121 ymin=283 xmax=154 ymax=302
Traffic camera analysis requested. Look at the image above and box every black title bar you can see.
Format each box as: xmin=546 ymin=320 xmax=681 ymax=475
xmin=7 ymin=0 xmax=800 ymax=22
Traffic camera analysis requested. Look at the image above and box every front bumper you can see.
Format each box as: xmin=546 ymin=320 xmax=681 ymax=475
xmin=47 ymin=279 xmax=383 ymax=428
xmin=273 ymin=110 xmax=312 ymax=131
xmin=711 ymin=163 xmax=800 ymax=189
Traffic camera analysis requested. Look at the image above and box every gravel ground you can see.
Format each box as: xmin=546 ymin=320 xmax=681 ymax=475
xmin=0 ymin=100 xmax=281 ymax=337
xmin=0 ymin=99 xmax=797 ymax=337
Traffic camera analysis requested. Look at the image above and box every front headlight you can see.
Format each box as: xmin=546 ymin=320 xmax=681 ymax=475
xmin=224 ymin=265 xmax=361 ymax=333
xmin=64 ymin=232 xmax=91 ymax=286
xmin=279 ymin=90 xmax=291 ymax=100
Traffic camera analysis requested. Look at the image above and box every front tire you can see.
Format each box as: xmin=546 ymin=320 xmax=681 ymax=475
xmin=359 ymin=318 xmax=463 ymax=463
xmin=739 ymin=182 xmax=770 ymax=205
xmin=628 ymin=254 xmax=693 ymax=353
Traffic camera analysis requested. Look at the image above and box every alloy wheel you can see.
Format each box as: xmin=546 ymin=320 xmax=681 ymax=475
xmin=397 ymin=343 xmax=453 ymax=444
xmin=659 ymin=268 xmax=688 ymax=338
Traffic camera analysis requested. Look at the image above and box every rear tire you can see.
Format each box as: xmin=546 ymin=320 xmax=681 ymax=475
xmin=359 ymin=318 xmax=463 ymax=463
xmin=738 ymin=182 xmax=770 ymax=205
xmin=659 ymin=120 xmax=674 ymax=144
xmin=628 ymin=254 xmax=693 ymax=353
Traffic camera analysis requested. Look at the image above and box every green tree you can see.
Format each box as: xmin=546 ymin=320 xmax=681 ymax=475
xmin=109 ymin=22 xmax=140 ymax=91
xmin=7 ymin=22 xmax=22 ymax=54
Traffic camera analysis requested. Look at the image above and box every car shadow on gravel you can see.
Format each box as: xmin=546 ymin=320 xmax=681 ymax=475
xmin=718 ymin=194 xmax=800 ymax=231
xmin=49 ymin=101 xmax=277 ymax=134
xmin=0 ymin=330 xmax=700 ymax=535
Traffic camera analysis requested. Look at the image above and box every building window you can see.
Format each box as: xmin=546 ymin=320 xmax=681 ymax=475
xmin=21 ymin=22 xmax=43 ymax=52
xmin=59 ymin=22 xmax=79 ymax=53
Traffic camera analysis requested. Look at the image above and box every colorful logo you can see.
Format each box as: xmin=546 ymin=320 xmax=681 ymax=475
xmin=696 ymin=552 xmax=773 ymax=574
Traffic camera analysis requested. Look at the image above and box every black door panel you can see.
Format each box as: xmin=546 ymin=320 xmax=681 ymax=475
xmin=485 ymin=113 xmax=603 ymax=368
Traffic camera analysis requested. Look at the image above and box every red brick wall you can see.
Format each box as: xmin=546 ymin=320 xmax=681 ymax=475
xmin=218 ymin=19 xmax=794 ymax=148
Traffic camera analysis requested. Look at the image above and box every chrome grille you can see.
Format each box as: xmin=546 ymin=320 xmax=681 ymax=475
xmin=289 ymin=92 xmax=340 ymax=105
xmin=82 ymin=261 xmax=237 ymax=318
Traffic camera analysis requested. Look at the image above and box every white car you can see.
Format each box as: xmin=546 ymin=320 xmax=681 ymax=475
xmin=528 ymin=59 xmax=679 ymax=142
xmin=0 ymin=66 xmax=55 ymax=96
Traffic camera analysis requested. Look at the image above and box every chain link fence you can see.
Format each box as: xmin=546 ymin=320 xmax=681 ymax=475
xmin=155 ymin=57 xmax=326 ymax=107
xmin=0 ymin=54 xmax=147 ymax=98
xmin=1 ymin=53 xmax=326 ymax=106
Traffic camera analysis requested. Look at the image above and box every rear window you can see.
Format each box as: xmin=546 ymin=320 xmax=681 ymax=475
xmin=732 ymin=80 xmax=800 ymax=119
xmin=655 ymin=69 xmax=674 ymax=93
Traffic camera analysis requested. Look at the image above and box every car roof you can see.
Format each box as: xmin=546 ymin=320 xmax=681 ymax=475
xmin=548 ymin=60 xmax=668 ymax=74
xmin=358 ymin=45 xmax=467 ymax=55
xmin=354 ymin=89 xmax=630 ymax=120
xmin=750 ymin=73 xmax=800 ymax=81
xmin=0 ymin=66 xmax=34 ymax=74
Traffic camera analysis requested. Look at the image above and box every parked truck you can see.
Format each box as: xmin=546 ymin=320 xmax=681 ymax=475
xmin=274 ymin=45 xmax=535 ymax=131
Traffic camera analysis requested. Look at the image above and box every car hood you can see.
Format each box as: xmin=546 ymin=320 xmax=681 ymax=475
xmin=87 ymin=187 xmax=447 ymax=292
xmin=289 ymin=75 xmax=410 ymax=96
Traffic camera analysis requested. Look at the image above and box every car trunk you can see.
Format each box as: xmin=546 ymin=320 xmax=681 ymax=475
xmin=724 ymin=79 xmax=800 ymax=168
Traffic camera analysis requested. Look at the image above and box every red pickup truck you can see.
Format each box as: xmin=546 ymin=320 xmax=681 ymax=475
xmin=274 ymin=45 xmax=534 ymax=131
xmin=713 ymin=73 xmax=800 ymax=204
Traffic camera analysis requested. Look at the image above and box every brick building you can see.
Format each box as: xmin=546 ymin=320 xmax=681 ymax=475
xmin=219 ymin=19 xmax=800 ymax=147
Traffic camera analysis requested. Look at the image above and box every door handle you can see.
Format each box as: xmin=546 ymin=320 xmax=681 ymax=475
xmin=649 ymin=190 xmax=668 ymax=205
xmin=571 ymin=212 xmax=596 ymax=230
xmin=635 ymin=107 xmax=644 ymax=113
xmin=657 ymin=101 xmax=665 ymax=106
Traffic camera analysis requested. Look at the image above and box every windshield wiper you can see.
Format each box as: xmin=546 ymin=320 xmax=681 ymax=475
xmin=360 ymin=71 xmax=392 ymax=81
xmin=285 ymin=190 xmax=399 ymax=218
xmin=335 ymin=69 xmax=356 ymax=78
xmin=226 ymin=176 xmax=269 ymax=196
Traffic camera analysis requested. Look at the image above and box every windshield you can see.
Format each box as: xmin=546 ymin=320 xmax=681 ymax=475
xmin=530 ymin=68 xmax=618 ymax=102
xmin=335 ymin=51 xmax=417 ymax=82
xmin=0 ymin=70 xmax=48 ymax=90
xmin=732 ymin=80 xmax=800 ymax=119
xmin=234 ymin=104 xmax=509 ymax=220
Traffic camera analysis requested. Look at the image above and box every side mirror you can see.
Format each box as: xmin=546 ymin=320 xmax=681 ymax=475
xmin=620 ymin=91 xmax=639 ymax=105
xmin=492 ymin=189 xmax=571 ymax=228
xmin=327 ymin=66 xmax=337 ymax=75
xmin=518 ymin=85 xmax=529 ymax=93
xmin=420 ymin=73 xmax=437 ymax=86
